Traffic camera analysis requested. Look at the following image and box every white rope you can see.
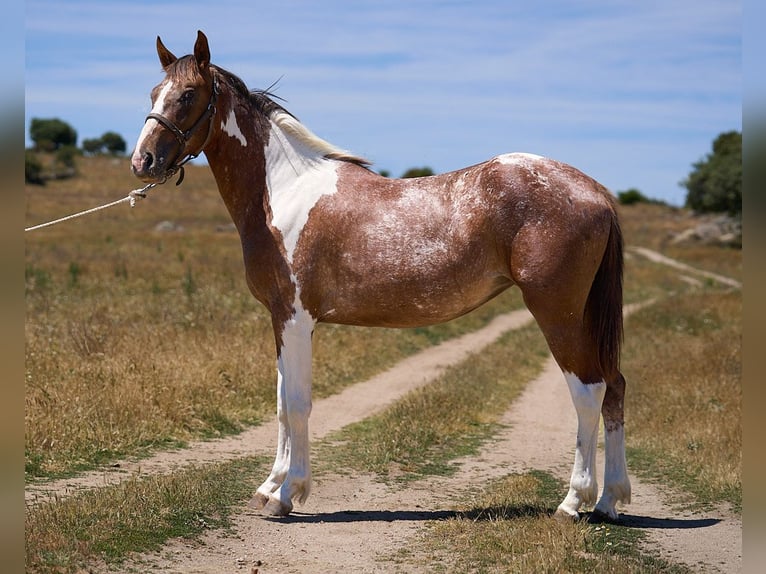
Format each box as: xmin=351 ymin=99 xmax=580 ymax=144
xmin=24 ymin=184 xmax=155 ymax=232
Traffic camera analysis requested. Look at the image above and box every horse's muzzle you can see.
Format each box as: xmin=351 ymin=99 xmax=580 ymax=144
xmin=131 ymin=149 xmax=166 ymax=183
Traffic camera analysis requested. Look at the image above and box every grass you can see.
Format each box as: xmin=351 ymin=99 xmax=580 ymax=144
xmin=621 ymin=290 xmax=742 ymax=511
xmin=421 ymin=471 xmax=688 ymax=573
xmin=25 ymin=456 xmax=269 ymax=573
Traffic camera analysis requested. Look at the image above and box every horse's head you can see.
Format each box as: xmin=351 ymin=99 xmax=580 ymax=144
xmin=131 ymin=30 xmax=218 ymax=184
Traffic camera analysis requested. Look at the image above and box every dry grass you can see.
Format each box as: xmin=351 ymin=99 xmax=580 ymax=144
xmin=422 ymin=472 xmax=684 ymax=573
xmin=622 ymin=290 xmax=742 ymax=510
xmin=618 ymin=203 xmax=742 ymax=281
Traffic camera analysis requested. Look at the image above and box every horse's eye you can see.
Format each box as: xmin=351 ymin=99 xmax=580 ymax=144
xmin=180 ymin=90 xmax=195 ymax=104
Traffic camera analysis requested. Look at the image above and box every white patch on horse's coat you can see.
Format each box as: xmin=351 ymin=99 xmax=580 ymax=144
xmin=264 ymin=118 xmax=340 ymax=263
xmin=558 ymin=372 xmax=606 ymax=517
xmin=134 ymin=80 xmax=174 ymax=151
xmin=221 ymin=109 xmax=247 ymax=147
xmin=495 ymin=152 xmax=544 ymax=165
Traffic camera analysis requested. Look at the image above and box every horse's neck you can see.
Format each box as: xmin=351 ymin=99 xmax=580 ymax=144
xmin=203 ymin=96 xmax=269 ymax=229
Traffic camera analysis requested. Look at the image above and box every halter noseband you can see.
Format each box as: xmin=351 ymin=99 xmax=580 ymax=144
xmin=144 ymin=78 xmax=219 ymax=185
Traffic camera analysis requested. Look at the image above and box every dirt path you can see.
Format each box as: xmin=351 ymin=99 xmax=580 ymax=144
xmin=29 ymin=247 xmax=742 ymax=572
xmin=121 ymin=314 xmax=741 ymax=573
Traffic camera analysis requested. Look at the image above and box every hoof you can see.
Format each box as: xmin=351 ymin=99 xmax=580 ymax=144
xmin=263 ymin=496 xmax=292 ymax=517
xmin=588 ymin=509 xmax=619 ymax=524
xmin=248 ymin=492 xmax=270 ymax=510
xmin=553 ymin=507 xmax=580 ymax=522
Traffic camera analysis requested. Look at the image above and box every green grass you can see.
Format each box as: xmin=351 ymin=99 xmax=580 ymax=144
xmin=25 ymin=456 xmax=268 ymax=573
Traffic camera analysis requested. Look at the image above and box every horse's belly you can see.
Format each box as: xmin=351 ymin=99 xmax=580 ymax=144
xmin=317 ymin=273 xmax=512 ymax=328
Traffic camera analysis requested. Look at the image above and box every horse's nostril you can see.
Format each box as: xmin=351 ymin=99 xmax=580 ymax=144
xmin=144 ymin=151 xmax=154 ymax=169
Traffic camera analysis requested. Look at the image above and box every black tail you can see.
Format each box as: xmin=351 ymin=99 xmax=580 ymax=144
xmin=584 ymin=208 xmax=624 ymax=379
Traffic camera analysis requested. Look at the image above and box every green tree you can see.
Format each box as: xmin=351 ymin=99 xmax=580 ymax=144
xmin=100 ymin=131 xmax=127 ymax=155
xmin=29 ymin=118 xmax=77 ymax=152
xmin=82 ymin=137 xmax=104 ymax=156
xmin=617 ymin=188 xmax=650 ymax=205
xmin=682 ymin=131 xmax=741 ymax=215
xmin=401 ymin=166 xmax=434 ymax=178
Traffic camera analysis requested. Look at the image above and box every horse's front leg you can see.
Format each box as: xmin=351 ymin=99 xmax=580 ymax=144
xmin=260 ymin=309 xmax=315 ymax=517
xmin=250 ymin=369 xmax=290 ymax=509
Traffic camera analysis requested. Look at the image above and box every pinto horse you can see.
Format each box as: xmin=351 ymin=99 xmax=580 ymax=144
xmin=131 ymin=31 xmax=630 ymax=522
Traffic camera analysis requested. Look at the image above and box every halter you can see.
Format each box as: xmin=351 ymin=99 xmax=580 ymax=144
xmin=144 ymin=77 xmax=219 ymax=185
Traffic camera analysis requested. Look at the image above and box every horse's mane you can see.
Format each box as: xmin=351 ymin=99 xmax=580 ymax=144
xmin=211 ymin=64 xmax=371 ymax=167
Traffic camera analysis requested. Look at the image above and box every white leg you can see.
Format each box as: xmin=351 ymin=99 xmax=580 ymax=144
xmin=594 ymin=423 xmax=631 ymax=520
xmin=250 ymin=370 xmax=290 ymax=508
xmin=262 ymin=306 xmax=314 ymax=516
xmin=556 ymin=372 xmax=605 ymax=520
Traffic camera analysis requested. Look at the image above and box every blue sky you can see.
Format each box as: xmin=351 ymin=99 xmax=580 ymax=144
xmin=25 ymin=0 xmax=740 ymax=206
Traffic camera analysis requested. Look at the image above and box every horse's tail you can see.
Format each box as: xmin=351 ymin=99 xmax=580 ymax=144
xmin=584 ymin=206 xmax=624 ymax=379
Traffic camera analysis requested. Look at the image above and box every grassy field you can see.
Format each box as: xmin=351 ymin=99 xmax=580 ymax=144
xmin=25 ymin=157 xmax=741 ymax=572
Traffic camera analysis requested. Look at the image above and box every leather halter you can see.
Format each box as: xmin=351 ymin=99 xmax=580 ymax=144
xmin=144 ymin=78 xmax=219 ymax=185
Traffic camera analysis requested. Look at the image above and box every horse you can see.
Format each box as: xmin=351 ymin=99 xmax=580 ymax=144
xmin=131 ymin=31 xmax=631 ymax=522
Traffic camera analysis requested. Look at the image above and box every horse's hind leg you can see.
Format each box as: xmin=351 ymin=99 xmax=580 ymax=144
xmin=594 ymin=372 xmax=631 ymax=521
xmin=526 ymin=311 xmax=630 ymax=521
xmin=557 ymin=365 xmax=606 ymax=520
xmin=519 ymin=297 xmax=606 ymax=520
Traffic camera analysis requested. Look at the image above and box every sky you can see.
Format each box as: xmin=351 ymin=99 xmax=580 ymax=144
xmin=25 ymin=0 xmax=741 ymax=206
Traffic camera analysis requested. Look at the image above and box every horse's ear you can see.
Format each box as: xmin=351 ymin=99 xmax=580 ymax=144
xmin=194 ymin=30 xmax=210 ymax=71
xmin=156 ymin=36 xmax=177 ymax=69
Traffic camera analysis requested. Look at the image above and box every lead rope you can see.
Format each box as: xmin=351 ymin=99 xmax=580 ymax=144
xmin=24 ymin=182 xmax=156 ymax=232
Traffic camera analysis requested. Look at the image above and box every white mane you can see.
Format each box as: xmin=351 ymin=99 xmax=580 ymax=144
xmin=268 ymin=108 xmax=371 ymax=167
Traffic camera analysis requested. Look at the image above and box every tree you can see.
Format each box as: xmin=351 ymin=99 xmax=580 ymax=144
xmin=682 ymin=131 xmax=741 ymax=216
xmin=29 ymin=118 xmax=77 ymax=152
xmin=100 ymin=131 xmax=127 ymax=155
xmin=617 ymin=188 xmax=650 ymax=205
xmin=81 ymin=132 xmax=128 ymax=156
xmin=82 ymin=137 xmax=104 ymax=156
xmin=401 ymin=166 xmax=434 ymax=178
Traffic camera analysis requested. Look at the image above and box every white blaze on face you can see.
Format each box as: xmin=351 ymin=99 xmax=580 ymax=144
xmin=134 ymin=80 xmax=175 ymax=154
xmin=264 ymin=119 xmax=339 ymax=263
xmin=221 ymin=109 xmax=248 ymax=147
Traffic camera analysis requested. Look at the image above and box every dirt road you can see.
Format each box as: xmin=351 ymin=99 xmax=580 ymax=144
xmin=125 ymin=347 xmax=741 ymax=573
